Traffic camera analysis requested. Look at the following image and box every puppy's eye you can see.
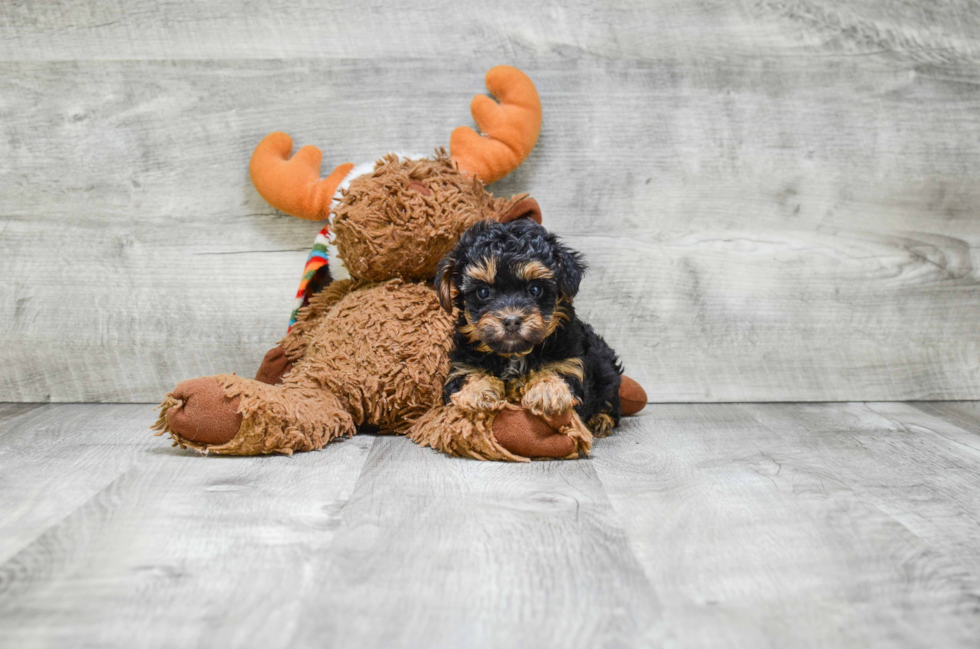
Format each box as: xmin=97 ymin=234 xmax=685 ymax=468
xmin=477 ymin=286 xmax=491 ymax=300
xmin=527 ymin=283 xmax=543 ymax=298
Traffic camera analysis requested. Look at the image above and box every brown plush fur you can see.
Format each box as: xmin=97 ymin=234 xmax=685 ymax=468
xmin=153 ymin=67 xmax=643 ymax=460
xmin=408 ymin=404 xmax=526 ymax=462
xmin=155 ymin=155 xmax=543 ymax=458
xmin=284 ymin=280 xmax=454 ymax=431
xmin=331 ymin=152 xmax=522 ymax=282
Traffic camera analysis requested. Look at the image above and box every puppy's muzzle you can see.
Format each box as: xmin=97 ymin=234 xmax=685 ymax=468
xmin=502 ymin=315 xmax=523 ymax=334
xmin=474 ymin=307 xmax=548 ymax=355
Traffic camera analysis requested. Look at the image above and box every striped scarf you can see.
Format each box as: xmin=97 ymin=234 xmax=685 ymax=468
xmin=288 ymin=225 xmax=332 ymax=331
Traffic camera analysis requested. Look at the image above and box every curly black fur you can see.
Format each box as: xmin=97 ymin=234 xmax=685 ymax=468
xmin=436 ymin=219 xmax=623 ymax=432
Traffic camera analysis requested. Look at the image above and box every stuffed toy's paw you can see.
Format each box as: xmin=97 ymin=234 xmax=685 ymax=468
xmin=160 ymin=377 xmax=242 ymax=446
xmin=491 ymin=406 xmax=591 ymax=459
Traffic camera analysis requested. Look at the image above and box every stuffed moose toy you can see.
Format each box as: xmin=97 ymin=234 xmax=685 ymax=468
xmin=153 ymin=66 xmax=647 ymax=461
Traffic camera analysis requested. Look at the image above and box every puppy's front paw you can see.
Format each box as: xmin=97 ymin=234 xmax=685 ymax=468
xmin=452 ymin=375 xmax=507 ymax=413
xmin=521 ymin=373 xmax=578 ymax=418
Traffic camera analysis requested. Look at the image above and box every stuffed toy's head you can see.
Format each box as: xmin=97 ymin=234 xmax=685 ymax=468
xmin=248 ymin=66 xmax=543 ymax=284
xmin=331 ymin=153 xmax=541 ymax=282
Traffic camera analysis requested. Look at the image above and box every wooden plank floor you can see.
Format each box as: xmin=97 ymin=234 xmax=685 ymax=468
xmin=1 ymin=402 xmax=979 ymax=647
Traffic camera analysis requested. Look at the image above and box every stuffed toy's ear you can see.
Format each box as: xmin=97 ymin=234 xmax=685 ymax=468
xmin=498 ymin=196 xmax=542 ymax=224
xmin=551 ymin=236 xmax=587 ymax=301
xmin=249 ymin=132 xmax=354 ymax=221
xmin=435 ymin=254 xmax=457 ymax=313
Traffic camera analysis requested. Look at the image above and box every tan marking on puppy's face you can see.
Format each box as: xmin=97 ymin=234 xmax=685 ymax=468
xmin=460 ymin=318 xmax=494 ymax=354
xmin=458 ymin=255 xmax=564 ymax=357
xmin=465 ymin=257 xmax=497 ymax=285
xmin=458 ymin=320 xmax=479 ymax=343
xmin=514 ymin=260 xmax=554 ymax=282
xmin=543 ymin=300 xmax=571 ymax=338
xmin=472 ymin=306 xmax=549 ymax=356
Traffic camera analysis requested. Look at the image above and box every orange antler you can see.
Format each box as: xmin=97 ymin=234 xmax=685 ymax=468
xmin=450 ymin=66 xmax=542 ymax=184
xmin=249 ymin=132 xmax=354 ymax=221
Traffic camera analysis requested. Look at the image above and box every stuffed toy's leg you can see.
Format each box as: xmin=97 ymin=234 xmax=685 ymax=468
xmin=180 ymin=343 xmax=647 ymax=459
xmin=408 ymin=404 xmax=592 ymax=462
xmin=153 ymin=373 xmax=355 ymax=456
xmin=408 ymin=373 xmax=647 ymax=462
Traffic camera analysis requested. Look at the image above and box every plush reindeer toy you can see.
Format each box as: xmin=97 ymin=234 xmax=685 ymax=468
xmin=153 ymin=66 xmax=647 ymax=461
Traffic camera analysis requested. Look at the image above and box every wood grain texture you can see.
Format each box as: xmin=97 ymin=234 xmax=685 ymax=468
xmin=0 ymin=404 xmax=151 ymax=564
xmin=1 ymin=1 xmax=978 ymax=61
xmin=911 ymin=401 xmax=980 ymax=434
xmin=0 ymin=408 xmax=375 ymax=648
xmin=2 ymin=3 xmax=980 ymax=402
xmin=4 ymin=403 xmax=980 ymax=646
xmin=289 ymin=436 xmax=662 ymax=648
xmin=592 ymin=403 xmax=980 ymax=648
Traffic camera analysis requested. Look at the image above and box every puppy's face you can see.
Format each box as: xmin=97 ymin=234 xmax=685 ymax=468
xmin=457 ymin=254 xmax=559 ymax=355
xmin=437 ymin=220 xmax=585 ymax=356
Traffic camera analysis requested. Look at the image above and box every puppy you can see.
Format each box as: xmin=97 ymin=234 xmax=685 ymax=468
xmin=436 ymin=218 xmax=622 ymax=437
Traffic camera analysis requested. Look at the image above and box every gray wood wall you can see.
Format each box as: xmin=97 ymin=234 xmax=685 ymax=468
xmin=1 ymin=1 xmax=979 ymax=403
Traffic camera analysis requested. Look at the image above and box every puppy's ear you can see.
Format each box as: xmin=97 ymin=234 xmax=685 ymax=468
xmin=435 ymin=253 xmax=457 ymax=314
xmin=552 ymin=237 xmax=587 ymax=301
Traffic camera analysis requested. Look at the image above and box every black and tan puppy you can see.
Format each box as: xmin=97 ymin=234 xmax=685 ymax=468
xmin=436 ymin=218 xmax=622 ymax=437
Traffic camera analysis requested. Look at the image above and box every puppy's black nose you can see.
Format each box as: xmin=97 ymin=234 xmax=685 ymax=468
xmin=502 ymin=315 xmax=523 ymax=333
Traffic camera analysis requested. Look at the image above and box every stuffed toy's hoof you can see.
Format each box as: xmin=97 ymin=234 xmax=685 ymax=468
xmin=492 ymin=407 xmax=579 ymax=459
xmin=165 ymin=377 xmax=242 ymax=445
xmin=255 ymin=345 xmax=293 ymax=385
xmin=619 ymin=376 xmax=648 ymax=416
